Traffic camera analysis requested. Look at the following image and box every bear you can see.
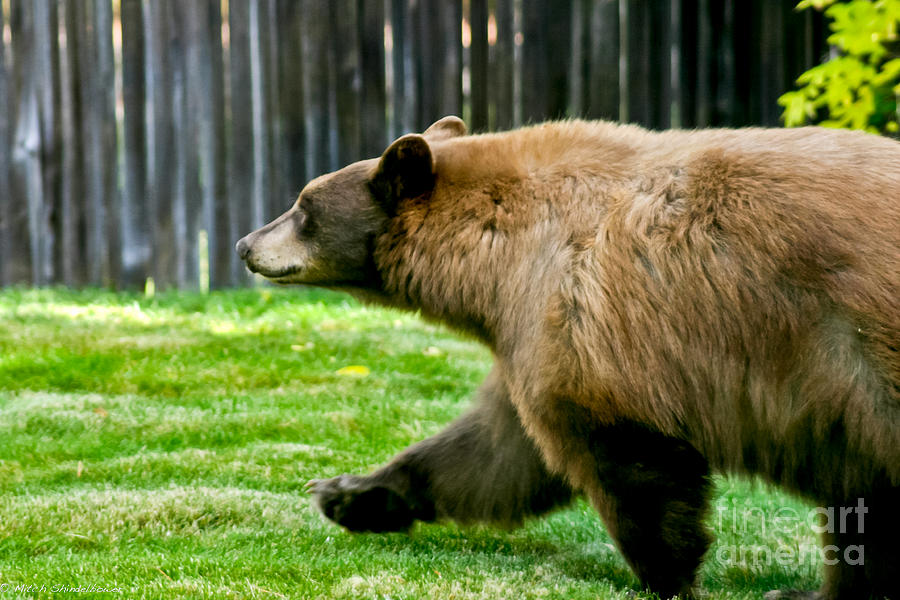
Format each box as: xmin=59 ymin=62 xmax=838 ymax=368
xmin=235 ymin=116 xmax=900 ymax=600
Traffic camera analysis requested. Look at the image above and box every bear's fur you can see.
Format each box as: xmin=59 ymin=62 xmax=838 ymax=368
xmin=236 ymin=117 xmax=900 ymax=600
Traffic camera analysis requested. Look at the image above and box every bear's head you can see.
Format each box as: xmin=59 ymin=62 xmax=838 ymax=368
xmin=235 ymin=116 xmax=466 ymax=288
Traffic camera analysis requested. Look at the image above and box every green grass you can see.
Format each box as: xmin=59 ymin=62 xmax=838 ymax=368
xmin=0 ymin=288 xmax=823 ymax=599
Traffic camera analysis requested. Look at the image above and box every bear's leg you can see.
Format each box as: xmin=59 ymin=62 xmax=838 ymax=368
xmin=863 ymin=487 xmax=900 ymax=599
xmin=765 ymin=487 xmax=899 ymax=600
xmin=586 ymin=423 xmax=713 ymax=600
xmin=818 ymin=489 xmax=898 ymax=600
xmin=307 ymin=368 xmax=574 ymax=532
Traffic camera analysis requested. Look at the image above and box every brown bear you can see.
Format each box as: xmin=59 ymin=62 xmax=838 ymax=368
xmin=236 ymin=116 xmax=900 ymax=600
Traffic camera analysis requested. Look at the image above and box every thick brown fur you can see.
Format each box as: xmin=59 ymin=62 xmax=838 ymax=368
xmin=238 ymin=118 xmax=900 ymax=599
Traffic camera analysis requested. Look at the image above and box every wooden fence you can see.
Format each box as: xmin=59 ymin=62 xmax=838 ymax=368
xmin=0 ymin=0 xmax=827 ymax=290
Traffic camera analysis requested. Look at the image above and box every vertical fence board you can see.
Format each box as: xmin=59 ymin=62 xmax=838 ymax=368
xmin=546 ymin=0 xmax=571 ymax=119
xmin=301 ymin=0 xmax=331 ymax=179
xmin=412 ymin=0 xmax=436 ymax=129
xmin=34 ymin=0 xmax=60 ymax=284
xmin=390 ymin=0 xmax=408 ymax=137
xmin=185 ymin=0 xmax=227 ymax=288
xmin=0 ymin=1 xmax=12 ymax=286
xmin=489 ymin=0 xmax=514 ymax=130
xmin=520 ymin=0 xmax=547 ymax=123
xmin=625 ymin=0 xmax=650 ymax=126
xmin=147 ymin=0 xmax=177 ymax=289
xmin=713 ymin=0 xmax=737 ymax=125
xmin=649 ymin=0 xmax=671 ymax=128
xmin=442 ymin=0 xmax=463 ymax=118
xmin=248 ymin=0 xmax=271 ymax=230
xmin=227 ymin=0 xmax=254 ymax=284
xmin=170 ymin=1 xmax=193 ymax=288
xmin=470 ymin=0 xmax=489 ymax=131
xmin=668 ymin=0 xmax=681 ymax=127
xmin=695 ymin=0 xmax=712 ymax=126
xmin=274 ymin=0 xmax=306 ymax=201
xmin=521 ymin=0 xmax=571 ymax=123
xmin=412 ymin=0 xmax=462 ymax=129
xmin=10 ymin=0 xmax=40 ymax=284
xmin=94 ymin=0 xmax=120 ymax=285
xmin=58 ymin=0 xmax=86 ymax=286
xmin=568 ymin=0 xmax=585 ymax=117
xmin=81 ymin=0 xmax=102 ymax=285
xmin=586 ymin=0 xmax=618 ymax=120
xmin=330 ymin=0 xmax=360 ymax=165
xmin=761 ymin=0 xmax=786 ymax=126
xmin=120 ymin=0 xmax=148 ymax=288
xmin=731 ymin=0 xmax=752 ymax=125
xmin=265 ymin=0 xmax=285 ymax=218
xmin=409 ymin=0 xmax=426 ymax=129
xmin=209 ymin=1 xmax=229 ymax=288
xmin=678 ymin=0 xmax=698 ymax=128
xmin=358 ymin=0 xmax=386 ymax=156
xmin=206 ymin=0 xmax=229 ymax=288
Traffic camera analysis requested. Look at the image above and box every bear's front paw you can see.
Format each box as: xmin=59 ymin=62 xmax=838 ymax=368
xmin=306 ymin=475 xmax=416 ymax=533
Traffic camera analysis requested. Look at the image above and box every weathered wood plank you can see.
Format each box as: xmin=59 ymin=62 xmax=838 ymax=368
xmin=625 ymin=0 xmax=650 ymax=126
xmin=274 ymin=0 xmax=307 ymax=200
xmin=587 ymin=0 xmax=619 ymax=120
xmin=185 ymin=0 xmax=228 ymax=288
xmin=248 ymin=0 xmax=270 ymax=230
xmin=330 ymin=0 xmax=360 ymax=165
xmin=146 ymin=0 xmax=177 ymax=290
xmin=0 ymin=1 xmax=13 ymax=285
xmin=647 ymin=0 xmax=673 ymax=128
xmin=171 ymin=1 xmax=198 ymax=289
xmin=301 ymin=0 xmax=331 ymax=179
xmin=489 ymin=0 xmax=514 ymax=130
xmin=228 ymin=0 xmax=255 ymax=285
xmin=121 ymin=0 xmax=149 ymax=288
xmin=470 ymin=0 xmax=489 ymax=131
xmin=438 ymin=0 xmax=463 ymax=119
xmin=412 ymin=0 xmax=462 ymax=129
xmin=10 ymin=0 xmax=42 ymax=285
xmin=57 ymin=0 xmax=87 ymax=286
xmin=568 ymin=0 xmax=586 ymax=118
xmin=695 ymin=0 xmax=713 ymax=126
xmin=33 ymin=0 xmax=60 ymax=284
xmin=358 ymin=0 xmax=386 ymax=157
xmin=520 ymin=0 xmax=548 ymax=123
xmin=389 ymin=0 xmax=409 ymax=138
xmin=679 ymin=0 xmax=698 ymax=128
xmin=265 ymin=0 xmax=284 ymax=219
xmin=713 ymin=0 xmax=737 ymax=126
xmin=91 ymin=0 xmax=120 ymax=286
xmin=521 ymin=0 xmax=571 ymax=123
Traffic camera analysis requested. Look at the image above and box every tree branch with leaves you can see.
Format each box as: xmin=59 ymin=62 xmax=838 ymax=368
xmin=780 ymin=0 xmax=900 ymax=135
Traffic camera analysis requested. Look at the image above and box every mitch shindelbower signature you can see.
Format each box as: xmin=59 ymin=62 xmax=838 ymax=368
xmin=1 ymin=583 xmax=124 ymax=594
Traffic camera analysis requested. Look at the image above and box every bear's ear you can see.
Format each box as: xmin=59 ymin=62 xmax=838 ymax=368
xmin=371 ymin=134 xmax=435 ymax=214
xmin=423 ymin=116 xmax=467 ymax=141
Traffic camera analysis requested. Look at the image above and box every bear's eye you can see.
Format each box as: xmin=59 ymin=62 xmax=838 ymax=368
xmin=295 ymin=200 xmax=316 ymax=238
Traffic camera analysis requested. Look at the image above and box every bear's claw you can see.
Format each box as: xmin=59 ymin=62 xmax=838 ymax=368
xmin=306 ymin=474 xmax=416 ymax=533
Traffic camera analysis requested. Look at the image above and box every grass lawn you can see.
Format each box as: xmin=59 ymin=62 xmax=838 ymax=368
xmin=0 ymin=287 xmax=824 ymax=599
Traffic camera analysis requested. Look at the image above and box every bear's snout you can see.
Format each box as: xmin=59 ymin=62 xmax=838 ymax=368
xmin=235 ymin=236 xmax=252 ymax=261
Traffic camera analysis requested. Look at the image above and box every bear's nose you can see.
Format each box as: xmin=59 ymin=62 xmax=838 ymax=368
xmin=235 ymin=236 xmax=252 ymax=260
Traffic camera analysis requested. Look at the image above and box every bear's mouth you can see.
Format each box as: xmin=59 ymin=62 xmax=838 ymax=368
xmin=252 ymin=265 xmax=305 ymax=282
